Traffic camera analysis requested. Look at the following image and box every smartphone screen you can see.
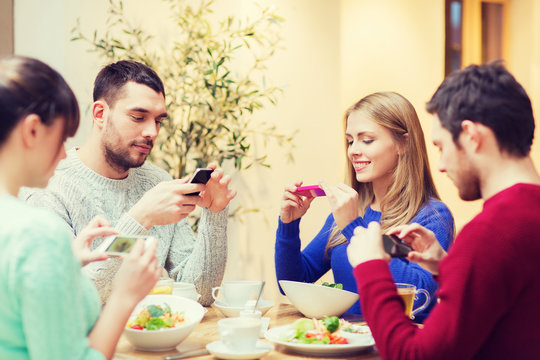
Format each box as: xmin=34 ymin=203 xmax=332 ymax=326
xmin=105 ymin=236 xmax=140 ymax=255
xmin=382 ymin=234 xmax=412 ymax=258
xmin=187 ymin=168 xmax=214 ymax=195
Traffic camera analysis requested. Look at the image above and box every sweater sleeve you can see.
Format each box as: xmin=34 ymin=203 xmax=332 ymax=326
xmin=275 ymin=214 xmax=338 ymax=292
xmin=353 ymin=221 xmax=500 ymax=360
xmin=166 ymin=207 xmax=228 ymax=306
xmin=17 ymin=214 xmax=104 ymax=360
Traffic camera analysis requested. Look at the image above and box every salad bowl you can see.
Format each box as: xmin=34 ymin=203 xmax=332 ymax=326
xmin=279 ymin=280 xmax=358 ymax=318
xmin=124 ymin=294 xmax=205 ymax=351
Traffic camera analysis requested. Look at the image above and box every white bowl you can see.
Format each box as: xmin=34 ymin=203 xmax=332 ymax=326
xmin=213 ymin=299 xmax=274 ymax=318
xmin=279 ymin=280 xmax=358 ymax=318
xmin=124 ymin=294 xmax=205 ymax=351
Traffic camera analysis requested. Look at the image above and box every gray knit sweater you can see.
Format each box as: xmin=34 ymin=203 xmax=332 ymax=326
xmin=21 ymin=148 xmax=228 ymax=306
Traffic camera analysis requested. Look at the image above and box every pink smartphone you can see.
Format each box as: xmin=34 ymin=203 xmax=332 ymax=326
xmin=294 ymin=185 xmax=326 ymax=197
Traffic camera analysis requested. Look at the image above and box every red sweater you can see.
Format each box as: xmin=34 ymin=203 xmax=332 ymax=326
xmin=354 ymin=183 xmax=540 ymax=360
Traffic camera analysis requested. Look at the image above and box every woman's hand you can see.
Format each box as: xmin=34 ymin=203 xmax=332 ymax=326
xmin=280 ymin=181 xmax=316 ymax=223
xmin=388 ymin=224 xmax=447 ymax=275
xmin=112 ymin=238 xmax=161 ymax=305
xmin=73 ymin=215 xmax=117 ymax=266
xmin=320 ymin=182 xmax=359 ymax=230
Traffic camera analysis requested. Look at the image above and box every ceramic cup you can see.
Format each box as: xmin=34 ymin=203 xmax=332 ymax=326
xmin=212 ymin=280 xmax=263 ymax=307
xmin=218 ymin=317 xmax=261 ymax=353
xmin=395 ymin=283 xmax=430 ymax=319
xmin=172 ymin=282 xmax=201 ymax=302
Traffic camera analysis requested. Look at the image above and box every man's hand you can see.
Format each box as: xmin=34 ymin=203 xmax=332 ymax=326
xmin=280 ymin=181 xmax=316 ymax=223
xmin=388 ymin=223 xmax=447 ymax=275
xmin=347 ymin=222 xmax=390 ymax=267
xmin=320 ymin=182 xmax=359 ymax=230
xmin=198 ymin=163 xmax=236 ymax=212
xmin=73 ymin=215 xmax=117 ymax=266
xmin=129 ymin=179 xmax=205 ymax=229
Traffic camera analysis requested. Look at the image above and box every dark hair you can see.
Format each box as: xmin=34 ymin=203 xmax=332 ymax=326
xmin=93 ymin=60 xmax=165 ymax=106
xmin=426 ymin=61 xmax=535 ymax=157
xmin=0 ymin=56 xmax=79 ymax=145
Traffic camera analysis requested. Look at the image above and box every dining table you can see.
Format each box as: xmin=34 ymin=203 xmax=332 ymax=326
xmin=114 ymin=302 xmax=381 ymax=360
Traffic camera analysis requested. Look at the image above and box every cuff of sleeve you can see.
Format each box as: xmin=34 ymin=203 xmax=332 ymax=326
xmin=353 ymin=260 xmax=393 ymax=289
xmin=201 ymin=206 xmax=228 ymax=229
xmin=116 ymin=212 xmax=150 ymax=235
xmin=277 ymin=217 xmax=301 ymax=238
xmin=341 ymin=217 xmax=368 ymax=240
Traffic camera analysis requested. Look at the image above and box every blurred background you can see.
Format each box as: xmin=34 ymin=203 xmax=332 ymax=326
xmin=2 ymin=0 xmax=539 ymax=302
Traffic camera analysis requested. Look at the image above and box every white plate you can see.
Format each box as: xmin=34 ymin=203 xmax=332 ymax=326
xmin=264 ymin=324 xmax=375 ymax=357
xmin=213 ymin=299 xmax=274 ymax=318
xmin=206 ymin=340 xmax=274 ymax=359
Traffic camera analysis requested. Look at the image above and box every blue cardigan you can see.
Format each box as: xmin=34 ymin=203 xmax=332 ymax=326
xmin=275 ymin=199 xmax=454 ymax=321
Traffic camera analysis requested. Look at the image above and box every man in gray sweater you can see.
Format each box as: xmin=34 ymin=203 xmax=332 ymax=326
xmin=23 ymin=60 xmax=236 ymax=305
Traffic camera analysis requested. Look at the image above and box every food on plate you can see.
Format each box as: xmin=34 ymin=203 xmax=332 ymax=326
xmin=126 ymin=304 xmax=185 ymax=330
xmin=321 ymin=282 xmax=343 ymax=289
xmin=279 ymin=316 xmax=349 ymax=345
xmin=340 ymin=320 xmax=372 ymax=335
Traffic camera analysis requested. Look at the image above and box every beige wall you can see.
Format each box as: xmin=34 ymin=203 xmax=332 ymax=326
xmin=0 ymin=0 xmax=14 ymax=56
xmin=14 ymin=0 xmax=540 ymax=301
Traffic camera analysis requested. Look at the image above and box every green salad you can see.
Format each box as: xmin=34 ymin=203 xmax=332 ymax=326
xmin=322 ymin=282 xmax=343 ymax=289
xmin=279 ymin=317 xmax=348 ymax=345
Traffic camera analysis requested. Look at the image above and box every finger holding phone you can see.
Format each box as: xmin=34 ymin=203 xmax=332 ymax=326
xmin=388 ymin=223 xmax=448 ymax=275
xmin=197 ymin=163 xmax=237 ymax=212
xmin=347 ymin=221 xmax=391 ymax=267
xmin=110 ymin=238 xmax=161 ymax=305
xmin=320 ymin=182 xmax=359 ymax=230
xmin=129 ymin=178 xmax=205 ymax=229
xmin=280 ymin=181 xmax=317 ymax=223
xmin=73 ymin=215 xmax=118 ymax=266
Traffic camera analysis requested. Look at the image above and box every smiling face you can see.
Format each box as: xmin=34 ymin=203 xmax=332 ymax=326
xmin=100 ymin=82 xmax=167 ymax=174
xmin=432 ymin=115 xmax=481 ymax=201
xmin=346 ymin=110 xmax=401 ymax=188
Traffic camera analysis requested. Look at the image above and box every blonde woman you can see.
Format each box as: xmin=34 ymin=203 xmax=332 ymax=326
xmin=275 ymin=92 xmax=454 ymax=321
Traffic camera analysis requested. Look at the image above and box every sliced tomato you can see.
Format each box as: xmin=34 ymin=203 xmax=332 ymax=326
xmin=130 ymin=324 xmax=143 ymax=330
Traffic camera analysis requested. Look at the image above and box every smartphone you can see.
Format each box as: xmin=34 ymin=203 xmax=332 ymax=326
xmin=294 ymin=185 xmax=326 ymax=197
xmin=382 ymin=234 xmax=412 ymax=258
xmin=186 ymin=168 xmax=214 ymax=196
xmin=96 ymin=235 xmax=155 ymax=256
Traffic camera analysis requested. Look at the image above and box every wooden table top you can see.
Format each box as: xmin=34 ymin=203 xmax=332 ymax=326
xmin=114 ymin=303 xmax=380 ymax=360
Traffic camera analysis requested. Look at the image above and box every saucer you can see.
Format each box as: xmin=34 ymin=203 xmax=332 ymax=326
xmin=206 ymin=340 xmax=274 ymax=359
xmin=213 ymin=299 xmax=274 ymax=317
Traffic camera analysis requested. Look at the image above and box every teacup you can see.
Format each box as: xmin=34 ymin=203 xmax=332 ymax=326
xmin=172 ymin=282 xmax=201 ymax=302
xmin=218 ymin=317 xmax=261 ymax=353
xmin=212 ymin=280 xmax=263 ymax=307
xmin=396 ymin=283 xmax=430 ymax=319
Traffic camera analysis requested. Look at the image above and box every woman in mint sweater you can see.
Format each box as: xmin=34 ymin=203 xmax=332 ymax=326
xmin=0 ymin=56 xmax=161 ymax=360
xmin=275 ymin=92 xmax=454 ymax=321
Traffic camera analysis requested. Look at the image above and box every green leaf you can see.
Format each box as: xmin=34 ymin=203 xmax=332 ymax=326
xmin=147 ymin=305 xmax=165 ymax=318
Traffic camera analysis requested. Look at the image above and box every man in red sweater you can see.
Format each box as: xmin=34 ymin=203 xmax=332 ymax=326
xmin=347 ymin=62 xmax=540 ymax=360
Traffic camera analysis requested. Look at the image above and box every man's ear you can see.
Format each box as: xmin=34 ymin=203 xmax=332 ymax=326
xmin=19 ymin=114 xmax=43 ymax=148
xmin=92 ymin=100 xmax=108 ymax=130
xmin=461 ymin=120 xmax=482 ymax=152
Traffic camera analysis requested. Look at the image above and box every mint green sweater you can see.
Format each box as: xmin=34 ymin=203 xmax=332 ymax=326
xmin=0 ymin=196 xmax=104 ymax=360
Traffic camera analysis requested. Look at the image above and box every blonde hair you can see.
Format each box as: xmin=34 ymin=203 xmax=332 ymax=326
xmin=327 ymin=92 xmax=440 ymax=250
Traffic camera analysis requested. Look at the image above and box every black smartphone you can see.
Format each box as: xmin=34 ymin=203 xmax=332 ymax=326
xmin=186 ymin=168 xmax=214 ymax=195
xmin=382 ymin=234 xmax=412 ymax=258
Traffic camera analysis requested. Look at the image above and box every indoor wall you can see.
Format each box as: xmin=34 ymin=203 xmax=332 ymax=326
xmin=13 ymin=0 xmax=540 ymax=301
